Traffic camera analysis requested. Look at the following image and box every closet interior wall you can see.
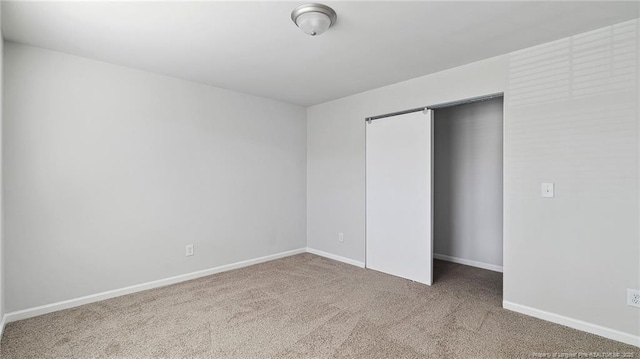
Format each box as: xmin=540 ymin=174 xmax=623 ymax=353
xmin=433 ymin=97 xmax=504 ymax=271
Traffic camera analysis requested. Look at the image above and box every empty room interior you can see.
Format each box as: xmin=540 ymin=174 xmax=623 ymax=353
xmin=0 ymin=1 xmax=639 ymax=358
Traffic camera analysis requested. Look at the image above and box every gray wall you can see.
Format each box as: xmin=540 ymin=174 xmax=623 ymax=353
xmin=433 ymin=98 xmax=503 ymax=268
xmin=503 ymin=20 xmax=639 ymax=338
xmin=0 ymin=7 xmax=4 ymax=324
xmin=3 ymin=42 xmax=307 ymax=312
xmin=307 ymin=20 xmax=639 ymax=339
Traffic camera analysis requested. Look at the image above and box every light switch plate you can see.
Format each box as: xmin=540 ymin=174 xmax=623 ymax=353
xmin=541 ymin=183 xmax=554 ymax=198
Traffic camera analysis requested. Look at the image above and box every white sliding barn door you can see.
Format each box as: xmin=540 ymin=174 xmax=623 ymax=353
xmin=366 ymin=109 xmax=433 ymax=285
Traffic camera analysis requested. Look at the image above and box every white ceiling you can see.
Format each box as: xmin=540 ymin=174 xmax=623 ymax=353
xmin=2 ymin=1 xmax=639 ymax=106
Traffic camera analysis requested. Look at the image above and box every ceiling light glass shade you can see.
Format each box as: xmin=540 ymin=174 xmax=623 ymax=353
xmin=296 ymin=12 xmax=331 ymax=36
xmin=291 ymin=3 xmax=337 ymax=36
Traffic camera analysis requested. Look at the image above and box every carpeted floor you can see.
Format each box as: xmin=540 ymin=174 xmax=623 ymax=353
xmin=1 ymin=253 xmax=638 ymax=358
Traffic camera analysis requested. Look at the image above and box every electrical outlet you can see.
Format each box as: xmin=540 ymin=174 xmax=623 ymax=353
xmin=186 ymin=244 xmax=194 ymax=257
xmin=338 ymin=232 xmax=344 ymax=242
xmin=628 ymin=289 xmax=640 ymax=308
xmin=541 ymin=183 xmax=554 ymax=198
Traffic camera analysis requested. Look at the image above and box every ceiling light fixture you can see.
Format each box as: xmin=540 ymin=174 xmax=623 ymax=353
xmin=291 ymin=3 xmax=337 ymax=36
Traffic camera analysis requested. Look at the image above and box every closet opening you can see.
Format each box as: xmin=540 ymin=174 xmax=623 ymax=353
xmin=432 ymin=96 xmax=504 ymax=286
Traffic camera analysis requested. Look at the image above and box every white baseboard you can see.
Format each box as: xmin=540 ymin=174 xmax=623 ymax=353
xmin=434 ymin=253 xmax=503 ymax=273
xmin=306 ymin=247 xmax=365 ymax=268
xmin=0 ymin=314 xmax=6 ymax=339
xmin=4 ymin=248 xmax=307 ymax=324
xmin=503 ymin=301 xmax=640 ymax=347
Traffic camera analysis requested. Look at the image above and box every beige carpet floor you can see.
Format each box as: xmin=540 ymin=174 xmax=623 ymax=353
xmin=1 ymin=253 xmax=638 ymax=358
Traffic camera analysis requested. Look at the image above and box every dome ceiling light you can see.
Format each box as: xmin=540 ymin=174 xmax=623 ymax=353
xmin=291 ymin=3 xmax=337 ymax=36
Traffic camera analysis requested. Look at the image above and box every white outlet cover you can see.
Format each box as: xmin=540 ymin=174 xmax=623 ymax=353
xmin=186 ymin=244 xmax=194 ymax=257
xmin=628 ymin=289 xmax=640 ymax=308
xmin=541 ymin=182 xmax=554 ymax=198
xmin=338 ymin=233 xmax=344 ymax=242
